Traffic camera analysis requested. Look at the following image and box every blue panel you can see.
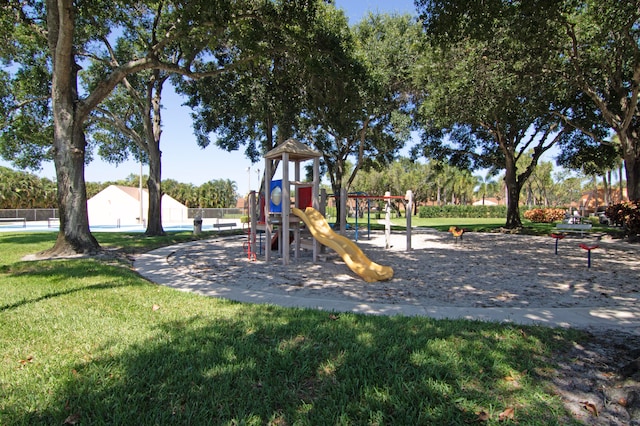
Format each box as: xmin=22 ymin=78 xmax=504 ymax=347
xmin=270 ymin=180 xmax=283 ymax=213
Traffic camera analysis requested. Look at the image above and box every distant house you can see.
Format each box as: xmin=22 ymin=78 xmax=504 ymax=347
xmin=472 ymin=198 xmax=499 ymax=206
xmin=87 ymin=185 xmax=188 ymax=226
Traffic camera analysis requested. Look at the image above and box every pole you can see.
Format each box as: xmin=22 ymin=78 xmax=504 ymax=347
xmin=385 ymin=191 xmax=391 ymax=249
xmin=406 ymin=190 xmax=412 ymax=251
xmin=354 ymin=198 xmax=359 ymax=241
xmin=139 ymin=162 xmax=143 ymax=225
xmin=247 ymin=166 xmax=251 ymax=195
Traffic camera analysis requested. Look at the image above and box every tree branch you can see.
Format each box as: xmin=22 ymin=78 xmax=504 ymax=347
xmin=92 ymin=107 xmax=144 ymax=147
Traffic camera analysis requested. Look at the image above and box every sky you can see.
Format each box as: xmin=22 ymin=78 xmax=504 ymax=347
xmin=1 ymin=1 xmax=419 ymax=192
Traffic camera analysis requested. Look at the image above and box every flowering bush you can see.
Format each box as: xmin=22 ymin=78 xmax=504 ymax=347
xmin=523 ymin=208 xmax=566 ymax=223
xmin=605 ymin=201 xmax=640 ymax=237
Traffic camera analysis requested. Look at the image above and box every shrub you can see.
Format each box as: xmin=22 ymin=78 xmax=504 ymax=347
xmin=417 ymin=205 xmax=506 ymax=218
xmin=523 ymin=208 xmax=566 ymax=223
xmin=605 ymin=201 xmax=640 ymax=237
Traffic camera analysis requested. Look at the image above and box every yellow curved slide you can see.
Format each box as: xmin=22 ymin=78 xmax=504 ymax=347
xmin=291 ymin=207 xmax=394 ymax=283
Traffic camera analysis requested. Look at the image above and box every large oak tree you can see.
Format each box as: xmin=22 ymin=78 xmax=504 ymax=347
xmin=416 ymin=0 xmax=640 ymax=202
xmin=302 ymin=12 xmax=420 ymax=222
xmin=412 ymin=35 xmax=573 ymax=227
xmin=2 ymin=0 xmax=322 ymax=255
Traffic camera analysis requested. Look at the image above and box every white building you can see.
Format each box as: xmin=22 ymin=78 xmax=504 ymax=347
xmin=87 ymin=185 xmax=188 ymax=227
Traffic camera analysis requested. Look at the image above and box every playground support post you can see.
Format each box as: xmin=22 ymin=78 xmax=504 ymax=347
xmin=405 ymin=190 xmax=412 ymax=251
xmin=249 ymin=191 xmax=257 ymax=255
xmin=265 ymin=158 xmax=272 ymax=262
xmin=385 ymin=191 xmax=391 ymax=249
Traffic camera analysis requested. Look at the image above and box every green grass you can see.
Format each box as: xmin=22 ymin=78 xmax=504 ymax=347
xmin=0 ymin=231 xmax=587 ymax=425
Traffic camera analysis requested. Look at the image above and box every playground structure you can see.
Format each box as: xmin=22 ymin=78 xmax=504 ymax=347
xmin=341 ymin=191 xmax=414 ymax=251
xmin=245 ymin=139 xmax=322 ymax=265
xmin=244 ymin=138 xmax=413 ymax=282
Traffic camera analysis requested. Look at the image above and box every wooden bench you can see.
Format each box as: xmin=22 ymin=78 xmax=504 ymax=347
xmin=48 ymin=217 xmax=60 ymax=228
xmin=554 ymin=223 xmax=592 ymax=236
xmin=0 ymin=217 xmax=26 ymax=227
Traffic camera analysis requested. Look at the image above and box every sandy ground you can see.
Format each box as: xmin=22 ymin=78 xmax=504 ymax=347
xmin=167 ymin=228 xmax=639 ymax=310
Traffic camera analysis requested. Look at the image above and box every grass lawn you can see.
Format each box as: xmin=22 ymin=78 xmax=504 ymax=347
xmin=0 ymin=231 xmax=587 ymax=425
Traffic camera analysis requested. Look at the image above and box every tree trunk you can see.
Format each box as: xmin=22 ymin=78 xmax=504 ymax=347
xmin=326 ymin=156 xmax=346 ymax=228
xmin=623 ymin=150 xmax=640 ymax=202
xmin=145 ymin=143 xmax=165 ymax=236
xmin=592 ymin=175 xmax=598 ymax=210
xmin=47 ymin=124 xmax=100 ymax=256
xmin=331 ymin=181 xmax=344 ymax=228
xmin=620 ymin=162 xmax=625 ymax=202
xmin=144 ymin=77 xmax=165 ymax=236
xmin=605 ymin=170 xmax=612 ymax=205
xmin=44 ymin=0 xmax=99 ymax=257
xmin=504 ymin=165 xmax=523 ymax=228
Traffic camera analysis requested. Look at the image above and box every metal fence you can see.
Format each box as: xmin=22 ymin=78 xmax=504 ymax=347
xmin=0 ymin=209 xmax=58 ymax=221
xmin=188 ymin=208 xmax=245 ymax=219
xmin=0 ymin=208 xmax=245 ymax=222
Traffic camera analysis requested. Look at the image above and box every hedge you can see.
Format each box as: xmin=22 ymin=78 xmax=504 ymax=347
xmin=417 ymin=205 xmax=507 ymax=218
xmin=523 ymin=208 xmax=566 ymax=223
xmin=605 ymin=201 xmax=640 ymax=237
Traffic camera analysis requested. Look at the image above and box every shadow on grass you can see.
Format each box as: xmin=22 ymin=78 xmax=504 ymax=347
xmin=0 ymin=232 xmax=57 ymax=246
xmin=13 ymin=306 xmax=581 ymax=425
xmin=0 ymin=230 xmax=217 ymax=259
xmin=0 ymin=281 xmax=132 ymax=313
xmin=0 ymin=259 xmax=148 ymax=312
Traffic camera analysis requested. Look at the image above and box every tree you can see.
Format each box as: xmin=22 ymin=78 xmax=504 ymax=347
xmin=416 ymin=0 xmax=640 ymax=202
xmin=412 ymin=18 xmax=572 ymax=227
xmin=177 ymin=0 xmax=330 ymax=189
xmin=2 ymin=0 xmax=322 ymax=256
xmin=197 ymin=179 xmax=237 ymax=208
xmin=474 ymin=172 xmax=499 ymax=206
xmin=87 ymin=1 xmax=321 ymax=237
xmin=179 ymin=7 xmax=419 ymax=227
xmin=0 ymin=167 xmax=57 ymax=208
xmin=3 ymin=0 xmax=173 ymax=254
xmin=86 ymin=34 xmax=172 ymax=236
xmin=352 ymin=158 xmax=421 ymax=216
xmin=303 ymin=12 xmax=420 ymax=223
xmin=0 ymin=2 xmax=52 ymax=171
xmin=556 ymin=133 xmax=621 ymax=207
xmin=442 ymin=167 xmax=473 ymax=205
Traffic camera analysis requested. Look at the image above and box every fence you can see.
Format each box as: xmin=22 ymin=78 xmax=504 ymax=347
xmin=0 ymin=208 xmax=245 ymax=223
xmin=0 ymin=209 xmax=58 ymax=221
xmin=188 ymin=208 xmax=245 ymax=219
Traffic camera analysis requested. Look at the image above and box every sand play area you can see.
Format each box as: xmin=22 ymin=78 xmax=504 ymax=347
xmin=166 ymin=228 xmax=639 ymax=311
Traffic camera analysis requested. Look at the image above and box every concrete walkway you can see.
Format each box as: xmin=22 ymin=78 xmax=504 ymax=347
xmin=134 ymin=242 xmax=640 ymax=334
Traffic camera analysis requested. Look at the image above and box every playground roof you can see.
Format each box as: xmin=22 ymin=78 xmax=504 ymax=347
xmin=264 ymin=138 xmax=321 ymax=161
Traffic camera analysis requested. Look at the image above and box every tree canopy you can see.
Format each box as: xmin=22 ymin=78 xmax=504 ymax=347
xmin=416 ymin=0 xmax=640 ymax=202
xmin=302 ymin=12 xmax=420 ymax=222
xmin=3 ymin=0 xmax=638 ymax=244
xmin=1 ymin=0 xmax=325 ymax=255
xmin=411 ymin=29 xmax=573 ymax=227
